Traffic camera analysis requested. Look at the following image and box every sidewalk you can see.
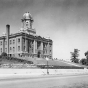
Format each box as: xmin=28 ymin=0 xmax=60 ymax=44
xmin=0 ymin=73 xmax=88 ymax=81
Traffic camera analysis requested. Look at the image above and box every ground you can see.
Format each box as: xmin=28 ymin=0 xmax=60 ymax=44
xmin=0 ymin=74 xmax=88 ymax=88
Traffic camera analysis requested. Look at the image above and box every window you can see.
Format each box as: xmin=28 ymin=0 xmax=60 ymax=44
xmin=0 ymin=41 xmax=2 ymax=45
xmin=26 ymin=21 xmax=29 ymax=26
xmin=18 ymin=38 xmax=20 ymax=43
xmin=49 ymin=56 xmax=52 ymax=59
xmin=1 ymin=48 xmax=2 ymax=53
xmin=1 ymin=41 xmax=2 ymax=45
xmin=5 ymin=41 xmax=7 ymax=45
xmin=10 ymin=40 xmax=12 ymax=45
xmin=10 ymin=47 xmax=12 ymax=51
xmin=13 ymin=47 xmax=15 ymax=52
xmin=13 ymin=39 xmax=15 ymax=44
xmin=5 ymin=48 xmax=7 ymax=52
xmin=24 ymin=46 xmax=25 ymax=51
xmin=23 ymin=39 xmax=25 ymax=44
xmin=26 ymin=21 xmax=29 ymax=23
xmin=18 ymin=46 xmax=20 ymax=51
xmin=46 ymin=50 xmax=47 ymax=54
xmin=32 ymin=48 xmax=33 ymax=53
xmin=43 ymin=50 xmax=45 ymax=54
xmin=50 ymin=50 xmax=51 ymax=54
xmin=50 ymin=45 xmax=51 ymax=47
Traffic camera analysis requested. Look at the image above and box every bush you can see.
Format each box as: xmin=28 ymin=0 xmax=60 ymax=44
xmin=80 ymin=58 xmax=87 ymax=65
xmin=1 ymin=52 xmax=7 ymax=57
xmin=0 ymin=55 xmax=2 ymax=58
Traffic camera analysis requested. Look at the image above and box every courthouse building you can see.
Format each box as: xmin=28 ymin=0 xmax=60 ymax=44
xmin=0 ymin=12 xmax=53 ymax=59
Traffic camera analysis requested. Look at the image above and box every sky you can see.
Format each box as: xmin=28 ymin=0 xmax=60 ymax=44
xmin=0 ymin=0 xmax=88 ymax=61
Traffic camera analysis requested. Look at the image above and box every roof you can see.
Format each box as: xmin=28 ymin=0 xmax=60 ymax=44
xmin=22 ymin=12 xmax=33 ymax=21
xmin=0 ymin=32 xmax=53 ymax=43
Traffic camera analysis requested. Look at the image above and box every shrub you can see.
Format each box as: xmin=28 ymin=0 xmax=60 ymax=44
xmin=80 ymin=58 xmax=87 ymax=65
xmin=0 ymin=55 xmax=2 ymax=58
xmin=1 ymin=52 xmax=7 ymax=57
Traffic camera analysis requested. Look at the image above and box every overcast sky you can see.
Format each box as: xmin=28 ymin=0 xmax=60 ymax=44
xmin=0 ymin=0 xmax=88 ymax=60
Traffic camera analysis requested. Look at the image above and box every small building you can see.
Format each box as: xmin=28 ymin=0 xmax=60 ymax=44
xmin=0 ymin=12 xmax=53 ymax=59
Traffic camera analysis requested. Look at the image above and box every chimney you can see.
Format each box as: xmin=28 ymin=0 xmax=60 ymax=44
xmin=6 ymin=24 xmax=10 ymax=55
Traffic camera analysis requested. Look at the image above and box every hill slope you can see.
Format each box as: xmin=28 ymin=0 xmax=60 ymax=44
xmin=0 ymin=56 xmax=87 ymax=69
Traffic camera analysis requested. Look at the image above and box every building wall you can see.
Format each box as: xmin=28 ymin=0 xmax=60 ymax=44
xmin=0 ymin=40 xmax=3 ymax=54
xmin=0 ymin=34 xmax=53 ymax=59
xmin=16 ymin=36 xmax=22 ymax=54
xmin=3 ymin=36 xmax=22 ymax=57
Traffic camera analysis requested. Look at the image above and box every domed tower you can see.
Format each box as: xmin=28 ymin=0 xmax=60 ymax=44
xmin=21 ymin=12 xmax=36 ymax=34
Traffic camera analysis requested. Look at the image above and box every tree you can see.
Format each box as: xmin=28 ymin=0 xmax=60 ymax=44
xmin=70 ymin=49 xmax=79 ymax=63
xmin=85 ymin=51 xmax=88 ymax=65
xmin=1 ymin=52 xmax=7 ymax=57
xmin=80 ymin=58 xmax=87 ymax=65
